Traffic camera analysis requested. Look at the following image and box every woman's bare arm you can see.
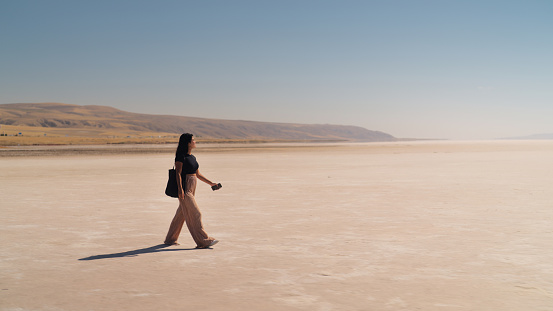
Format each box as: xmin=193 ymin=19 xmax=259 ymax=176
xmin=196 ymin=170 xmax=217 ymax=187
xmin=175 ymin=161 xmax=185 ymax=199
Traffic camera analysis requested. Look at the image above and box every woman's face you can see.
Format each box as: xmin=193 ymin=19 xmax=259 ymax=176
xmin=188 ymin=137 xmax=196 ymax=151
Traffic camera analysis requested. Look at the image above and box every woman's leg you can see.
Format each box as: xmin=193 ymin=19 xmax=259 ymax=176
xmin=164 ymin=203 xmax=185 ymax=245
xmin=182 ymin=175 xmax=216 ymax=248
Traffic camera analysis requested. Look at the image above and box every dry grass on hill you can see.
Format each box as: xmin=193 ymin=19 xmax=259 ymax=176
xmin=0 ymin=124 xmax=180 ymax=146
xmin=0 ymin=103 xmax=397 ymax=145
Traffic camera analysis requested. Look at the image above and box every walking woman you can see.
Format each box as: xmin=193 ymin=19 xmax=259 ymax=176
xmin=164 ymin=133 xmax=220 ymax=248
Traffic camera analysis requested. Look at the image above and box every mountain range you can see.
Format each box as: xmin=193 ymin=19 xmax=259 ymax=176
xmin=0 ymin=103 xmax=396 ymax=142
xmin=500 ymin=133 xmax=553 ymax=140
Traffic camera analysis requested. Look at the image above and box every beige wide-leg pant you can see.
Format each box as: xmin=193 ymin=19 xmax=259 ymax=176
xmin=164 ymin=174 xmax=216 ymax=248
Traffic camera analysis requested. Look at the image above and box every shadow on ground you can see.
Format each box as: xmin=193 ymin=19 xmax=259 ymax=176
xmin=78 ymin=244 xmax=204 ymax=260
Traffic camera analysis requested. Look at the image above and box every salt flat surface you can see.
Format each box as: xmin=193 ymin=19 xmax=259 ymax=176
xmin=1 ymin=141 xmax=553 ymax=310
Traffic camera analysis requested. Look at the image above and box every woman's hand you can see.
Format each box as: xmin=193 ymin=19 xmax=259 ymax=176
xmin=178 ymin=190 xmax=185 ymax=200
xmin=196 ymin=170 xmax=221 ymax=190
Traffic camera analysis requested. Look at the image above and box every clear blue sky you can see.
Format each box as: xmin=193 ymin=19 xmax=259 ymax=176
xmin=1 ymin=0 xmax=552 ymax=139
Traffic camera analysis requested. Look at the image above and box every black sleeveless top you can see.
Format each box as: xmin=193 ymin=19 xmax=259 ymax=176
xmin=175 ymin=153 xmax=199 ymax=175
xmin=175 ymin=153 xmax=199 ymax=189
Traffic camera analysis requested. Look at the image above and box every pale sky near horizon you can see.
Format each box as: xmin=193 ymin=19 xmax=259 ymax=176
xmin=1 ymin=0 xmax=552 ymax=139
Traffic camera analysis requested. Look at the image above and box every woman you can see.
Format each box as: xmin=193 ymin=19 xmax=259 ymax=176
xmin=164 ymin=133 xmax=220 ymax=248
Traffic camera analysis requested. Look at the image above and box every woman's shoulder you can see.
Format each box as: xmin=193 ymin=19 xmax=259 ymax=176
xmin=175 ymin=153 xmax=185 ymax=163
xmin=176 ymin=154 xmax=196 ymax=161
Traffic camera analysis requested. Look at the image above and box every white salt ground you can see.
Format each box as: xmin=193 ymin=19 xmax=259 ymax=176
xmin=1 ymin=141 xmax=553 ymax=310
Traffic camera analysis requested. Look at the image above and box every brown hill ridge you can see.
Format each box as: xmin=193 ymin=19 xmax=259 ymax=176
xmin=0 ymin=103 xmax=395 ymax=142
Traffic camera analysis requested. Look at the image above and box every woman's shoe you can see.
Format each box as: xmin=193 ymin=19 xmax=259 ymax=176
xmin=195 ymin=240 xmax=219 ymax=249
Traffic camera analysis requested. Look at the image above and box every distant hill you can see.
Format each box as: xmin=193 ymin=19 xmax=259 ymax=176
xmin=500 ymin=133 xmax=553 ymax=140
xmin=0 ymin=103 xmax=396 ymax=142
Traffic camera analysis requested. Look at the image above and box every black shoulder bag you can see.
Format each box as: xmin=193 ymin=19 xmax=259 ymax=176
xmin=165 ymin=167 xmax=178 ymax=198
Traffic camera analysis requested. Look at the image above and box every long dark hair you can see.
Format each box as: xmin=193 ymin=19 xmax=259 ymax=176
xmin=176 ymin=133 xmax=193 ymax=158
